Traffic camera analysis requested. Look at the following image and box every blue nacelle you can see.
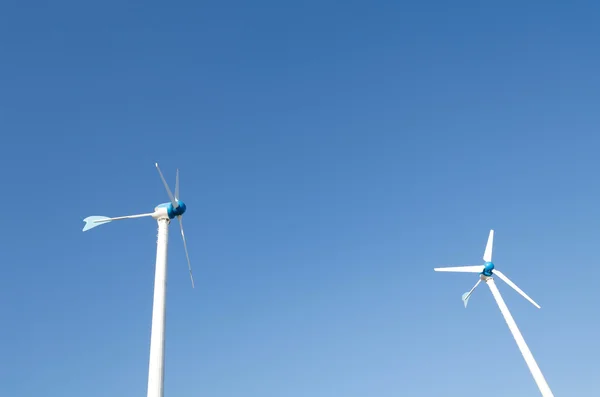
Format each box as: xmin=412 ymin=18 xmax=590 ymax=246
xmin=155 ymin=201 xmax=187 ymax=219
xmin=481 ymin=261 xmax=494 ymax=277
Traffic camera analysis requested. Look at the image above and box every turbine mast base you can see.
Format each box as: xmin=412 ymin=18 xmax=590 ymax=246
xmin=486 ymin=278 xmax=554 ymax=397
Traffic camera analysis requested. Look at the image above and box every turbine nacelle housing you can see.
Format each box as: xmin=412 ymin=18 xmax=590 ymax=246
xmin=83 ymin=163 xmax=195 ymax=289
xmin=153 ymin=201 xmax=187 ymax=220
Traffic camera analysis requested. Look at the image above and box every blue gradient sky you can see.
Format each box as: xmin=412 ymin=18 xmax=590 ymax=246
xmin=2 ymin=1 xmax=599 ymax=396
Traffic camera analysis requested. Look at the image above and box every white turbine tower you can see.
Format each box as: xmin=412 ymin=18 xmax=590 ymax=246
xmin=82 ymin=163 xmax=194 ymax=397
xmin=434 ymin=230 xmax=554 ymax=397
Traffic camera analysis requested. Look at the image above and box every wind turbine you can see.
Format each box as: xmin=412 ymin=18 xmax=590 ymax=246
xmin=82 ymin=163 xmax=194 ymax=397
xmin=434 ymin=230 xmax=554 ymax=397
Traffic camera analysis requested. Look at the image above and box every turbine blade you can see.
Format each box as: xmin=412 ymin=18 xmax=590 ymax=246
xmin=178 ymin=215 xmax=195 ymax=288
xmin=155 ymin=162 xmax=178 ymax=208
xmin=462 ymin=279 xmax=481 ymax=308
xmin=494 ymin=270 xmax=541 ymax=309
xmin=434 ymin=265 xmax=484 ymax=273
xmin=483 ymin=229 xmax=494 ymax=262
xmin=175 ymin=169 xmax=180 ymax=201
xmin=82 ymin=213 xmax=154 ymax=231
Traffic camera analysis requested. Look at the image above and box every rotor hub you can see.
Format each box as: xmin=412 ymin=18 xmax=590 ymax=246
xmin=481 ymin=261 xmax=495 ymax=277
xmin=167 ymin=201 xmax=186 ymax=219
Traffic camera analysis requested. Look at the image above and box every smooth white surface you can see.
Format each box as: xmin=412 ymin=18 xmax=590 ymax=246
xmin=486 ymin=278 xmax=554 ymax=397
xmin=494 ymin=270 xmax=541 ymax=309
xmin=433 ymin=265 xmax=483 ymax=273
xmin=483 ymin=229 xmax=494 ymax=262
xmin=100 ymin=213 xmax=154 ymax=221
xmin=152 ymin=206 xmax=170 ymax=220
xmin=147 ymin=218 xmax=170 ymax=397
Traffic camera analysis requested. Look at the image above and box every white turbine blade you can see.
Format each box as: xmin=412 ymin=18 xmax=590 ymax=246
xmin=462 ymin=279 xmax=481 ymax=308
xmin=483 ymin=229 xmax=494 ymax=262
xmin=434 ymin=265 xmax=484 ymax=273
xmin=155 ymin=162 xmax=178 ymax=208
xmin=177 ymin=215 xmax=195 ymax=288
xmin=82 ymin=213 xmax=154 ymax=232
xmin=175 ymin=169 xmax=180 ymax=201
xmin=494 ymin=270 xmax=541 ymax=309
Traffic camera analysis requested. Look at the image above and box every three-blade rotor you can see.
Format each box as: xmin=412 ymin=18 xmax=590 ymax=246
xmin=155 ymin=163 xmax=195 ymax=289
xmin=434 ymin=229 xmax=541 ymax=309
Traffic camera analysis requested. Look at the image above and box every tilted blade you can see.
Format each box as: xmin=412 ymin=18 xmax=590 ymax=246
xmin=155 ymin=162 xmax=178 ymax=208
xmin=434 ymin=265 xmax=484 ymax=273
xmin=462 ymin=279 xmax=481 ymax=308
xmin=178 ymin=215 xmax=195 ymax=288
xmin=82 ymin=213 xmax=154 ymax=231
xmin=175 ymin=169 xmax=180 ymax=201
xmin=483 ymin=229 xmax=494 ymax=262
xmin=494 ymin=270 xmax=541 ymax=309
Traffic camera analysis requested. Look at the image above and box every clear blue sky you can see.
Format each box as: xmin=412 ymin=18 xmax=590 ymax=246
xmin=2 ymin=1 xmax=599 ymax=396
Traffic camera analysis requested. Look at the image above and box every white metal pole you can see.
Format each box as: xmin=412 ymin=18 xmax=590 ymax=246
xmin=486 ymin=278 xmax=554 ymax=397
xmin=147 ymin=218 xmax=170 ymax=397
